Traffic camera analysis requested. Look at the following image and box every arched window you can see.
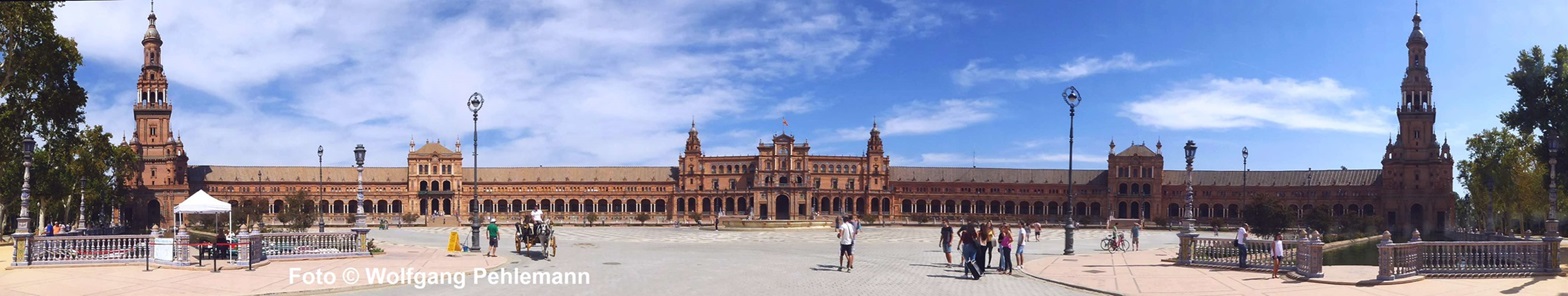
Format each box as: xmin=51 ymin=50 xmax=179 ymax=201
xmin=1119 ymin=184 xmax=1128 ymax=194
xmin=1142 ymin=184 xmax=1151 ymax=195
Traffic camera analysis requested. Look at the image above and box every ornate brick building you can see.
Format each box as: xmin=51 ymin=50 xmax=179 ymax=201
xmin=123 ymin=9 xmax=1455 ymax=233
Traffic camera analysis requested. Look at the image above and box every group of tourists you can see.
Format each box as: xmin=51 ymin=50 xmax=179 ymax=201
xmin=937 ymin=220 xmax=1030 ymax=280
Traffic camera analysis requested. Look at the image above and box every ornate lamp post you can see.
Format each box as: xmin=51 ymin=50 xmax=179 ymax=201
xmin=1061 ymin=86 xmax=1081 ymax=256
xmin=1546 ymin=131 xmax=1561 ymax=273
xmin=318 ymin=145 xmax=325 ymax=232
xmin=76 ymin=177 xmax=87 ymax=233
xmin=1242 ymin=147 xmax=1248 ymax=198
xmin=1176 ymin=140 xmax=1198 ymax=265
xmin=1183 ymin=140 xmax=1198 ymax=234
xmin=13 ymin=134 xmax=35 ymax=264
xmin=351 ymin=145 xmax=368 ymax=237
xmin=1545 ymin=132 xmax=1559 ymax=239
xmin=468 ymin=92 xmax=484 ymax=253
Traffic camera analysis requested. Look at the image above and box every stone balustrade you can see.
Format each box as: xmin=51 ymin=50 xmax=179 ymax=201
xmin=258 ymin=232 xmax=369 ymax=260
xmin=20 ymin=234 xmax=151 ymax=266
xmin=1378 ymin=230 xmax=1560 ymax=279
xmin=1185 ymin=236 xmax=1305 ymax=272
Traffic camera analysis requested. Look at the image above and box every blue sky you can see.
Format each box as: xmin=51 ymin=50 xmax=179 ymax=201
xmin=51 ymin=1 xmax=1568 ymax=194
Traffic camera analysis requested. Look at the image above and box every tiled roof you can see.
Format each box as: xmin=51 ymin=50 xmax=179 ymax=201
xmin=1160 ymin=169 xmax=1383 ymax=187
xmin=412 ymin=142 xmax=456 ymax=155
xmin=190 ymin=166 xmax=678 ymax=184
xmin=471 ymin=167 xmax=676 ymax=183
xmin=190 ymin=166 xmax=408 ymax=183
xmin=890 ymin=167 xmax=1107 ymax=186
xmin=1117 ymin=145 xmax=1158 ymax=157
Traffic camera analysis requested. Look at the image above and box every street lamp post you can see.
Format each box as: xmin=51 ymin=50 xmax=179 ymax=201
xmin=1061 ymin=86 xmax=1081 ymax=256
xmin=1242 ymin=147 xmax=1248 ymax=198
xmin=1176 ymin=140 xmax=1198 ymax=265
xmin=1183 ymin=140 xmax=1198 ymax=234
xmin=468 ymin=92 xmax=485 ymax=253
xmin=13 ymin=134 xmax=35 ymax=264
xmin=352 ymin=145 xmax=368 ymax=233
xmin=1545 ymin=132 xmax=1559 ymax=239
xmin=1546 ymin=131 xmax=1561 ymax=273
xmin=318 ymin=145 xmax=325 ymax=232
xmin=77 ymin=177 xmax=87 ymax=233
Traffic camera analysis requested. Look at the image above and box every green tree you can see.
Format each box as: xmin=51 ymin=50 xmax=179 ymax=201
xmin=275 ymin=191 xmax=319 ymax=232
xmin=1458 ymin=128 xmax=1546 ymax=234
xmin=1499 ymin=45 xmax=1568 ymax=206
xmin=1242 ymin=195 xmax=1295 ymax=237
xmin=1 ymin=2 xmax=101 ymax=234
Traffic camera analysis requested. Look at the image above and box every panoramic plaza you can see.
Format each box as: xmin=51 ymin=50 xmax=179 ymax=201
xmin=5 ymin=1 xmax=1568 ymax=295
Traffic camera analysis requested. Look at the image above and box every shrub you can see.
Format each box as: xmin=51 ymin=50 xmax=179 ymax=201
xmin=585 ymin=213 xmax=599 ymax=226
xmin=910 ymin=214 xmax=932 ymax=224
xmin=1152 ymin=216 xmax=1170 ymax=228
xmin=635 ymin=213 xmax=651 ymax=225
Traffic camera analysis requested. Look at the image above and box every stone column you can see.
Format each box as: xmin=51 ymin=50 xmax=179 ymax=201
xmin=175 ymin=226 xmax=191 ymax=265
xmin=1376 ymin=230 xmax=1393 ymax=280
xmin=1298 ymin=230 xmax=1325 ymax=278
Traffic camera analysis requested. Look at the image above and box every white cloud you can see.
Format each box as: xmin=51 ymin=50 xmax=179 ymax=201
xmin=57 ymin=0 xmax=965 ymax=167
xmin=833 ymin=98 xmax=999 ymax=140
xmin=952 ymin=53 xmax=1171 ymax=87
xmin=763 ymin=94 xmax=819 ymax=119
xmin=1119 ymin=77 xmax=1391 ymax=134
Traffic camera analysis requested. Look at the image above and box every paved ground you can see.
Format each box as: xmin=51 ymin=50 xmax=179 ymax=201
xmin=1019 ymin=233 xmax=1568 ymax=296
xmin=0 ymin=242 xmax=506 ymax=295
xmin=334 ymin=226 xmax=1167 ymax=296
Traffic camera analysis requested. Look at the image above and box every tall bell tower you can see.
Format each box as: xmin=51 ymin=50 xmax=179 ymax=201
xmin=1381 ymin=4 xmax=1454 ymax=233
xmin=127 ymin=4 xmax=189 ymax=227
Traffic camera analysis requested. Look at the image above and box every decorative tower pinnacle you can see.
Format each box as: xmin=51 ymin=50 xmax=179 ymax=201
xmin=684 ymin=121 xmax=702 ymax=155
xmin=867 ymin=120 xmax=884 ymax=155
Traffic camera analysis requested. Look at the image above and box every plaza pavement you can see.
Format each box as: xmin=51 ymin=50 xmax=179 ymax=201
xmin=4 ymin=226 xmax=1565 ymax=295
xmin=0 ymin=230 xmax=508 ymax=296
xmin=1018 ymin=232 xmax=1568 ymax=296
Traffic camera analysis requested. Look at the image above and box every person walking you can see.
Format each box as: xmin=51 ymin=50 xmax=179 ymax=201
xmin=1271 ymin=233 xmax=1285 ymax=279
xmin=940 ymin=221 xmax=955 ymax=267
xmin=1015 ymin=222 xmax=1028 ymax=268
xmin=1131 ymin=221 xmax=1142 ymax=251
xmin=837 ymin=216 xmax=857 ymax=272
xmin=486 ymin=218 xmax=500 ymax=257
xmin=959 ymin=221 xmax=981 ymax=280
xmin=1236 ymin=223 xmax=1250 ymax=269
xmin=997 ymin=225 xmax=1013 ymax=275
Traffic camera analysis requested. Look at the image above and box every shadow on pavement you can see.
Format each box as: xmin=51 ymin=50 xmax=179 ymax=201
xmin=810 ymin=264 xmax=840 ymax=272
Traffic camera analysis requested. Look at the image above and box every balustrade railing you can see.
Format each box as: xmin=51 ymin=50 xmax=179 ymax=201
xmin=1378 ymin=230 xmax=1558 ymax=279
xmin=1188 ymin=237 xmax=1300 ymax=271
xmin=24 ymin=234 xmax=150 ymax=265
xmin=258 ymin=232 xmax=367 ymax=260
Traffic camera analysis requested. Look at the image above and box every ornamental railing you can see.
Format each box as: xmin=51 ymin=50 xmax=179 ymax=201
xmin=23 ymin=234 xmax=151 ymax=265
xmin=1188 ymin=237 xmax=1303 ymax=271
xmin=1378 ymin=230 xmax=1561 ymax=279
xmin=258 ymin=232 xmax=368 ymax=260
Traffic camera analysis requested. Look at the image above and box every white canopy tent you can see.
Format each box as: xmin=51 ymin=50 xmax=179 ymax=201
xmin=173 ymin=190 xmax=233 ymax=234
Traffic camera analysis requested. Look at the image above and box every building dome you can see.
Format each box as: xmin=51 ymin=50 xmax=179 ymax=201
xmin=1406 ymin=13 xmax=1425 ymax=46
xmin=143 ymin=14 xmax=161 ymax=43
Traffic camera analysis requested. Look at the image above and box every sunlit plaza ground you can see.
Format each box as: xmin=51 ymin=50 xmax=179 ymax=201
xmin=327 ymin=226 xmax=1177 ymax=296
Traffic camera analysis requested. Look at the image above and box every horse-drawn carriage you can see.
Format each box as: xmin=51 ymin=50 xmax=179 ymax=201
xmin=515 ymin=211 xmax=556 ymax=257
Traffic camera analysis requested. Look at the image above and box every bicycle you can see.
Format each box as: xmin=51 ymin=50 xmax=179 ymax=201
xmin=1099 ymin=231 xmax=1126 ymax=252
